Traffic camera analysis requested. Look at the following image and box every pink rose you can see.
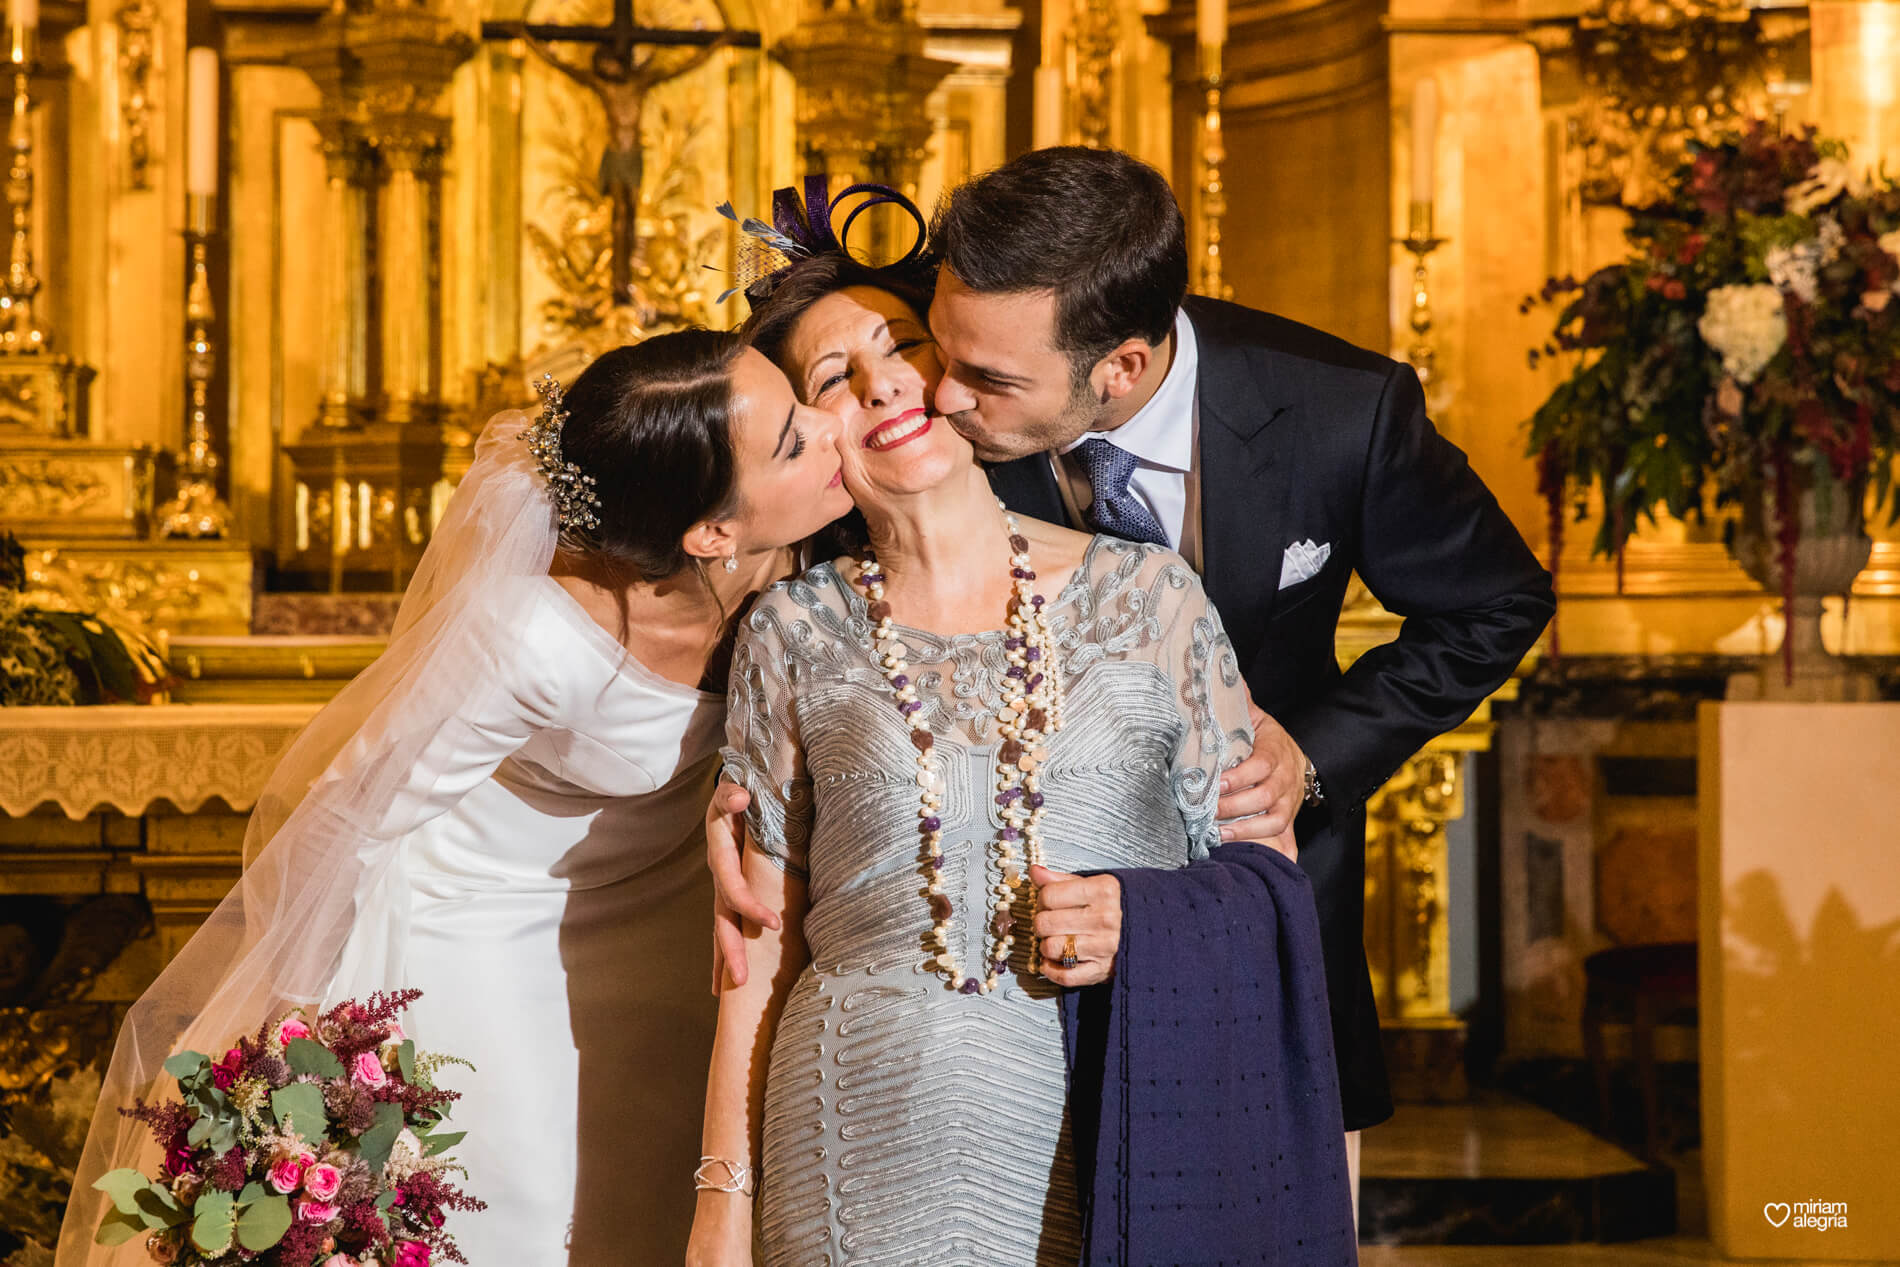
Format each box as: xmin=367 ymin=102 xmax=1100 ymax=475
xmin=321 ymin=1258 xmax=359 ymax=1267
xmin=385 ymin=1022 xmax=406 ymax=1043
xmin=304 ymin=1162 xmax=343 ymax=1202
xmin=267 ymin=1151 xmax=312 ymax=1194
xmin=296 ymin=1198 xmax=340 ymax=1224
xmin=352 ymin=1050 xmax=389 ymax=1088
xmin=393 ymin=1243 xmax=430 ymax=1267
xmin=277 ymin=1017 xmax=313 ymax=1046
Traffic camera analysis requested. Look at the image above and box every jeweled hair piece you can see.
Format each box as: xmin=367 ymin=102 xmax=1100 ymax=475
xmin=525 ymin=374 xmax=603 ymax=539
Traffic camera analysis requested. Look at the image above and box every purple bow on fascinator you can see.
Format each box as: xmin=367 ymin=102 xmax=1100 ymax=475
xmin=711 ymin=174 xmax=928 ymax=304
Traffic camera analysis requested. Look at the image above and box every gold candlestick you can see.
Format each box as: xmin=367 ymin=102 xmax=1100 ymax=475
xmin=1195 ymin=41 xmax=1233 ymax=301
xmin=1398 ymin=200 xmax=1446 ymax=394
xmin=158 ymin=193 xmax=232 ymax=538
xmin=2 ymin=23 xmax=43 ymax=352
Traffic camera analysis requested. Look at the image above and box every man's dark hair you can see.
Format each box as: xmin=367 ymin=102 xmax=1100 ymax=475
xmin=930 ymin=146 xmax=1189 ymax=383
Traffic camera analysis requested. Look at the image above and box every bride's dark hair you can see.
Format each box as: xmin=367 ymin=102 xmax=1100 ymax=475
xmin=557 ymin=328 xmax=749 ymax=582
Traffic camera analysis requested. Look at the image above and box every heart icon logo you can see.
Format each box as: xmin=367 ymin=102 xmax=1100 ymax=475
xmin=1764 ymin=1203 xmax=1792 ymax=1228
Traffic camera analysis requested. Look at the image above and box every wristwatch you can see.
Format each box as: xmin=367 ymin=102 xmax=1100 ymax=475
xmin=1301 ymin=759 xmax=1325 ymax=807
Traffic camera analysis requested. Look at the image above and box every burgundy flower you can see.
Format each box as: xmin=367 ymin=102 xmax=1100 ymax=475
xmin=211 ymin=1047 xmax=246 ymax=1091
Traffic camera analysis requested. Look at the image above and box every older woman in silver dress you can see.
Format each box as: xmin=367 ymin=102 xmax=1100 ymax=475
xmin=685 ymin=248 xmax=1280 ymax=1266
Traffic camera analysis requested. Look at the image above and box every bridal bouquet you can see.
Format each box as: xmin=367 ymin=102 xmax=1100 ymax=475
xmin=93 ymin=990 xmax=482 ymax=1266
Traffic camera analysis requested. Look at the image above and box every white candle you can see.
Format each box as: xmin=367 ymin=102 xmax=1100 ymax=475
xmin=9 ymin=0 xmax=36 ymax=35
xmin=186 ymin=47 xmax=219 ymax=197
xmin=1197 ymin=0 xmax=1227 ymax=49
xmin=1411 ymin=75 xmax=1439 ymax=205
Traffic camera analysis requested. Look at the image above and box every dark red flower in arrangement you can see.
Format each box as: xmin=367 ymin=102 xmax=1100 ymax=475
xmin=211 ymin=1046 xmax=247 ymax=1090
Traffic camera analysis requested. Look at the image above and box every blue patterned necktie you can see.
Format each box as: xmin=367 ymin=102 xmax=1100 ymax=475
xmin=1072 ymin=438 xmax=1170 ymax=547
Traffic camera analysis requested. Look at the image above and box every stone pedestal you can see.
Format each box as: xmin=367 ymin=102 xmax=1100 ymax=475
xmin=1698 ymin=702 xmax=1900 ymax=1259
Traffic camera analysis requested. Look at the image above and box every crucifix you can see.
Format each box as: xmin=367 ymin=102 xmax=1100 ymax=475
xmin=483 ymin=0 xmax=762 ymax=308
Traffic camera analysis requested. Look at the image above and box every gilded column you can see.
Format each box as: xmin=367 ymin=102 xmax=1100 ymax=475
xmin=371 ymin=126 xmax=444 ymax=425
xmin=315 ymin=127 xmax=370 ymax=429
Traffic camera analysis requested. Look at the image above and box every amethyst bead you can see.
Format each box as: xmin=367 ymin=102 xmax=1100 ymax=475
xmin=1028 ymin=674 xmax=1044 ymax=690
xmin=922 ymin=816 xmax=941 ymax=832
xmin=1002 ymin=827 xmax=1022 ymax=842
xmin=959 ymin=978 xmax=982 ymax=995
xmin=901 ymin=699 xmax=923 ymax=715
xmin=931 ymin=855 xmax=945 ymax=871
xmin=1011 ymin=568 xmax=1027 ymax=579
xmin=1025 ymin=648 xmax=1041 ymax=662
xmin=1005 ymin=637 xmax=1025 ymax=650
xmin=1026 ymin=792 xmax=1045 ymax=810
xmin=996 ymin=788 xmax=1022 ymax=806
xmin=992 ymin=959 xmax=1009 ymax=976
xmin=891 ymin=673 xmax=909 ymax=688
xmin=1006 ymin=666 xmax=1025 ymax=679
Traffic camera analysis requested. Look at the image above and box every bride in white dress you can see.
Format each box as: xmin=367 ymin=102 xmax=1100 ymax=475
xmin=59 ymin=330 xmax=851 ymax=1265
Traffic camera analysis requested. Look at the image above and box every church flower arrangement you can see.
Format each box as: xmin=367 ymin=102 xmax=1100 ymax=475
xmin=92 ymin=991 xmax=482 ymax=1266
xmin=1526 ymin=123 xmax=1900 ymax=672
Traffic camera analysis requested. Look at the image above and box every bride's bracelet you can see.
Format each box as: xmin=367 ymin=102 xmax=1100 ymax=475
xmin=694 ymin=1156 xmax=756 ymax=1196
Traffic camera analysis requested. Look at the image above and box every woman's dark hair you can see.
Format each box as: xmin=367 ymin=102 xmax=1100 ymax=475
xmin=929 ymin=146 xmax=1188 ymax=384
xmin=740 ymin=251 xmax=937 ymax=368
xmin=556 ymin=328 xmax=749 ymax=582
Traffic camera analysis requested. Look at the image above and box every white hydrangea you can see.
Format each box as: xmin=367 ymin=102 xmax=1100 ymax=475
xmin=1699 ymin=284 xmax=1788 ymax=385
xmin=1786 ymin=156 xmax=1858 ymax=216
xmin=1766 ymin=241 xmax=1821 ymax=304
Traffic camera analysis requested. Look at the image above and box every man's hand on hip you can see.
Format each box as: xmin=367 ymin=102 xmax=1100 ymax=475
xmin=706 ymin=778 xmax=779 ymax=995
xmin=1216 ymin=697 xmax=1308 ymax=844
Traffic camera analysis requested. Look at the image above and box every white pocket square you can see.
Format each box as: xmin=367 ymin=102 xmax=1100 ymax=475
xmin=1278 ymin=539 xmax=1331 ymax=590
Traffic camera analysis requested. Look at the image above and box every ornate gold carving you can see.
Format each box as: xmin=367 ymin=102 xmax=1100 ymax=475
xmin=1071 ymin=0 xmax=1116 ymax=149
xmin=20 ymin=543 xmax=253 ymax=636
xmin=1533 ymin=0 xmax=1808 ymax=206
xmin=0 ymin=446 xmax=144 ymax=536
xmin=116 ymin=0 xmax=158 ymax=191
xmin=1364 ymin=749 xmax=1464 ymax=1018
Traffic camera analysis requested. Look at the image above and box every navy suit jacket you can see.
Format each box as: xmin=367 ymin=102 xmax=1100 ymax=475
xmin=988 ymin=296 xmax=1555 ymax=1129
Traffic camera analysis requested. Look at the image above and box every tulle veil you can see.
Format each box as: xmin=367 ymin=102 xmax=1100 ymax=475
xmin=56 ymin=412 xmax=557 ymax=1263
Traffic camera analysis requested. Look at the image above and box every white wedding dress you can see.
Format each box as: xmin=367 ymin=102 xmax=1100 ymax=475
xmin=61 ymin=416 xmax=722 ymax=1267
xmin=364 ymin=577 xmax=724 ymax=1262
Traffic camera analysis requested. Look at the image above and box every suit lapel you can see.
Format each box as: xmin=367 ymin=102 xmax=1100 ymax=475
xmin=1189 ymin=300 xmax=1293 ymax=661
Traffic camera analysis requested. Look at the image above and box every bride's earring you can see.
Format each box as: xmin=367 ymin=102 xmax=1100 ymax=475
xmin=723 ymin=555 xmax=738 ymax=573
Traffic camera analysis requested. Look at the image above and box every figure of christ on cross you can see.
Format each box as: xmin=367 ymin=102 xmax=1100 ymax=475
xmin=484 ymin=0 xmax=762 ymax=308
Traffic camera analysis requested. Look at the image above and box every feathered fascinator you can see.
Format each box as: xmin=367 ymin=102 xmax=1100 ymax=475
xmin=711 ymin=174 xmax=929 ymax=305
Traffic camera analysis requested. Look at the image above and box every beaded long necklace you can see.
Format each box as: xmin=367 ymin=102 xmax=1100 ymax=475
xmin=854 ymin=503 xmax=1066 ymax=995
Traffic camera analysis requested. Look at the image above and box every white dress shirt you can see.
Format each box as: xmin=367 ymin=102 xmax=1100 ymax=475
xmin=1051 ymin=309 xmax=1203 ymax=569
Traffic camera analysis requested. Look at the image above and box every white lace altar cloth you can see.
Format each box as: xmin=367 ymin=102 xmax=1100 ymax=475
xmin=0 ymin=704 xmax=318 ymax=818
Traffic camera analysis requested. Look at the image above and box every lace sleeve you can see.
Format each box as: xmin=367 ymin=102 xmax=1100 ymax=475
xmin=721 ymin=595 xmax=814 ymax=877
xmin=1152 ymin=565 xmax=1254 ymax=859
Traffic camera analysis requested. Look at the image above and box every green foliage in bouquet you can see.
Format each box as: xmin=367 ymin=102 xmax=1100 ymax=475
xmin=0 ymin=533 xmax=173 ymax=706
xmin=1525 ymin=123 xmax=1900 ymax=581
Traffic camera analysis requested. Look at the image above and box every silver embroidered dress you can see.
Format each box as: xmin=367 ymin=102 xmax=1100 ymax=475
xmin=723 ymin=537 xmax=1254 ymax=1267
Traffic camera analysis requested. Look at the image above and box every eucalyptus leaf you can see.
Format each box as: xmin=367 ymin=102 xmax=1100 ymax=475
xmin=359 ymin=1102 xmax=406 ymax=1175
xmin=208 ymin=1119 xmax=240 ymax=1155
xmin=163 ymin=1050 xmax=210 ymax=1080
xmin=134 ymin=1184 xmax=185 ymax=1230
xmin=287 ymin=1036 xmax=345 ymax=1079
xmin=93 ymin=1206 xmax=147 ymax=1247
xmin=186 ymin=1115 xmax=214 ymax=1147
xmin=235 ymin=1193 xmax=294 ymax=1251
xmin=421 ymin=1130 xmax=466 ymax=1157
xmin=190 ymin=1190 xmax=236 ymax=1255
xmin=271 ymin=1082 xmax=328 ymax=1143
xmin=239 ymin=1180 xmax=267 ymax=1205
xmin=92 ymin=1169 xmax=154 ymax=1216
xmin=397 ymin=1038 xmax=416 ymax=1084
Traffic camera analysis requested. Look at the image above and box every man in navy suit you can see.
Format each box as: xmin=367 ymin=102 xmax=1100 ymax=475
xmin=926 ymin=147 xmax=1553 ymax=1183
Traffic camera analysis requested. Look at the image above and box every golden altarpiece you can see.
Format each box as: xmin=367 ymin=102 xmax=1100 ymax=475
xmin=2 ymin=0 xmax=1898 ymax=1149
